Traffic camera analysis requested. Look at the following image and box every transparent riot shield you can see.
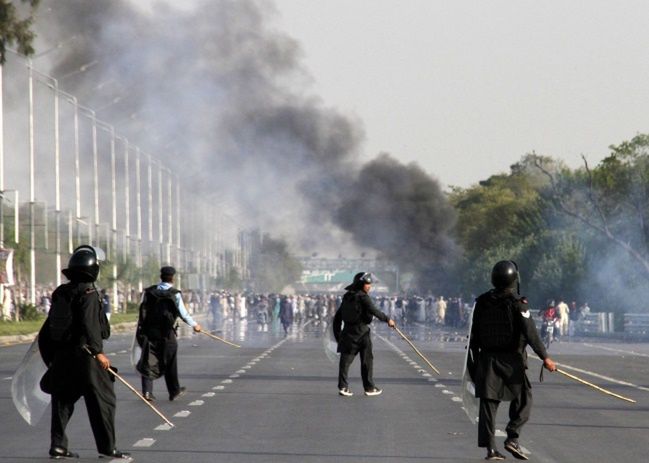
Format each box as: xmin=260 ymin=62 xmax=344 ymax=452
xmin=322 ymin=319 xmax=339 ymax=363
xmin=130 ymin=332 xmax=141 ymax=370
xmin=461 ymin=303 xmax=479 ymax=424
xmin=11 ymin=338 xmax=50 ymax=426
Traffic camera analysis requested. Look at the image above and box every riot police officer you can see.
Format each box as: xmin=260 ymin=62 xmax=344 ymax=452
xmin=468 ymin=261 xmax=556 ymax=461
xmin=333 ymin=272 xmax=395 ymax=397
xmin=39 ymin=245 xmax=130 ymax=459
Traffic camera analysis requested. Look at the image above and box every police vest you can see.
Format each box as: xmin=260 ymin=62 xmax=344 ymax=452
xmin=475 ymin=291 xmax=519 ymax=351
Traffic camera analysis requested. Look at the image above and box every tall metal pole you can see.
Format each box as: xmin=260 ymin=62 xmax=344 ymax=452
xmin=121 ymin=138 xmax=131 ymax=260
xmin=52 ymin=80 xmax=61 ymax=286
xmin=147 ymin=153 xmax=153 ymax=259
xmin=109 ymin=126 xmax=118 ymax=312
xmin=0 ymin=62 xmax=4 ymax=248
xmin=0 ymin=62 xmax=4 ymax=305
xmin=157 ymin=161 xmax=163 ymax=263
xmin=91 ymin=110 xmax=98 ymax=245
xmin=166 ymin=168 xmax=173 ymax=265
xmin=72 ymin=97 xmax=80 ymax=246
xmin=135 ymin=148 xmax=143 ymax=292
xmin=28 ymin=59 xmax=36 ymax=305
xmin=175 ymin=175 xmax=181 ymax=269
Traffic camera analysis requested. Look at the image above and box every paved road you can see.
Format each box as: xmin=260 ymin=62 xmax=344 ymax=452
xmin=0 ymin=317 xmax=647 ymax=462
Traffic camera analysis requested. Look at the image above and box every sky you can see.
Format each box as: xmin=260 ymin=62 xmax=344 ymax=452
xmin=272 ymin=0 xmax=649 ymax=188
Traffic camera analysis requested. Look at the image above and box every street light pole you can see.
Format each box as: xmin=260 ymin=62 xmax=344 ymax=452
xmin=135 ymin=147 xmax=142 ymax=292
xmin=0 ymin=61 xmax=4 ymax=249
xmin=166 ymin=168 xmax=173 ymax=265
xmin=31 ymin=68 xmax=62 ymax=286
xmin=147 ymin=153 xmax=153 ymax=260
xmin=175 ymin=175 xmax=181 ymax=269
xmin=28 ymin=58 xmax=36 ymax=304
xmin=157 ymin=160 xmax=163 ymax=263
xmin=117 ymin=137 xmax=131 ymax=261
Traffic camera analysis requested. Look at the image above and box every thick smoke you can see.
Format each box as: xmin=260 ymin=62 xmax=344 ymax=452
xmin=29 ymin=0 xmax=457 ymax=286
xmin=336 ymin=154 xmax=458 ymax=279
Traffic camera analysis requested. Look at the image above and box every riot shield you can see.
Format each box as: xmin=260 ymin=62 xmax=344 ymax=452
xmin=11 ymin=337 xmax=50 ymax=426
xmin=130 ymin=332 xmax=141 ymax=370
xmin=322 ymin=319 xmax=339 ymax=363
xmin=461 ymin=303 xmax=479 ymax=424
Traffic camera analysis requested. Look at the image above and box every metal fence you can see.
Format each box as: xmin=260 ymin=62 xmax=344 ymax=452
xmin=534 ymin=313 xmax=649 ymax=340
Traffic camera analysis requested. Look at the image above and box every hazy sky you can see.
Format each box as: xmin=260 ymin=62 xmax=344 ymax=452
xmin=273 ymin=0 xmax=649 ymax=188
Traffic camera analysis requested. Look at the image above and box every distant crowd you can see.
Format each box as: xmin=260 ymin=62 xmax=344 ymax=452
xmin=0 ymin=282 xmax=593 ymax=341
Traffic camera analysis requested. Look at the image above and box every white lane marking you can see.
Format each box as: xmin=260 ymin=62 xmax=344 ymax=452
xmin=133 ymin=438 xmax=156 ymax=447
xmin=222 ymin=379 xmax=233 ymax=384
xmin=174 ymin=410 xmax=191 ymax=418
xmin=107 ymin=352 xmax=117 ymax=356
xmin=442 ymin=390 xmax=453 ymax=395
xmin=213 ymin=385 xmax=225 ymax=390
xmin=532 ymin=357 xmax=649 ymax=393
xmin=435 ymin=384 xmax=446 ymax=388
xmin=451 ymin=396 xmax=463 ymax=402
xmin=202 ymin=392 xmax=215 ymax=397
xmin=427 ymin=378 xmax=438 ymax=382
xmin=495 ymin=429 xmax=506 ymax=437
xmin=242 ymin=365 xmax=251 ymax=369
xmin=155 ymin=423 xmax=173 ymax=431
xmin=235 ymin=369 xmax=246 ymax=374
xmin=117 ymin=350 xmax=128 ymax=354
xmin=189 ymin=400 xmax=204 ymax=406
xmin=583 ymin=343 xmax=649 ymax=359
xmin=422 ymin=373 xmax=432 ymax=377
xmin=229 ymin=374 xmax=240 ymax=378
xmin=3 ymin=376 xmax=12 ymax=381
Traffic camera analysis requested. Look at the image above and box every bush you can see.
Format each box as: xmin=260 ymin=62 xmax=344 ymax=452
xmin=126 ymin=301 xmax=139 ymax=313
xmin=18 ymin=303 xmax=43 ymax=321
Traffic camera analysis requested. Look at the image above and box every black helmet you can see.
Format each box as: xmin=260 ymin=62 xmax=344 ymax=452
xmin=491 ymin=260 xmax=518 ymax=289
xmin=62 ymin=245 xmax=105 ymax=282
xmin=345 ymin=272 xmax=373 ymax=290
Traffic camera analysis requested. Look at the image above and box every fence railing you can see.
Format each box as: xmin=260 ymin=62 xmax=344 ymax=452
xmin=534 ymin=313 xmax=649 ymax=340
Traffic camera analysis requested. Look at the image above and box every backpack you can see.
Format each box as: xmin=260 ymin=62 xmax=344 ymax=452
xmin=138 ymin=286 xmax=180 ymax=340
xmin=340 ymin=291 xmax=362 ymax=324
xmin=38 ymin=284 xmax=93 ymax=365
xmin=475 ymin=291 xmax=517 ymax=351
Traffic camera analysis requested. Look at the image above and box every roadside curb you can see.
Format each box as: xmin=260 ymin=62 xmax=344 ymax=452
xmin=0 ymin=321 xmax=139 ymax=347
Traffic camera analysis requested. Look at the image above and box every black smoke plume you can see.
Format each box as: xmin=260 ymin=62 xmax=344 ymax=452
xmin=30 ymin=0 xmax=457 ymax=288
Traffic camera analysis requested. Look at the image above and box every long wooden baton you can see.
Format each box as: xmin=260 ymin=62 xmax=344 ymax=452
xmin=83 ymin=347 xmax=175 ymax=427
xmin=394 ymin=326 xmax=440 ymax=375
xmin=556 ymin=368 xmax=636 ymax=404
xmin=200 ymin=330 xmax=241 ymax=348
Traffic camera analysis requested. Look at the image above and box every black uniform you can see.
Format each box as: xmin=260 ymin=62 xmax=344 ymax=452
xmin=333 ymin=290 xmax=389 ymax=390
xmin=40 ymin=282 xmax=117 ymax=455
xmin=468 ymin=288 xmax=548 ymax=449
xmin=137 ymin=284 xmax=185 ymax=399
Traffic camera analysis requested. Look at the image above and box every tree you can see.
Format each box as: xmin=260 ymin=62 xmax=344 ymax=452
xmin=533 ymin=134 xmax=649 ymax=280
xmin=450 ymin=154 xmax=587 ymax=306
xmin=0 ymin=0 xmax=40 ymax=64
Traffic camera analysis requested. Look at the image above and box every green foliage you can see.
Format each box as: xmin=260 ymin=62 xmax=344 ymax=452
xmin=452 ymin=135 xmax=649 ymax=312
xmin=451 ymin=154 xmax=587 ymax=307
xmin=17 ymin=302 xmax=41 ymax=321
xmin=0 ymin=0 xmax=40 ymax=64
xmin=0 ymin=317 xmax=44 ymax=336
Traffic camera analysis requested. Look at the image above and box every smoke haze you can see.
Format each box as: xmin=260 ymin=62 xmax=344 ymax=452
xmin=20 ymin=0 xmax=457 ymax=283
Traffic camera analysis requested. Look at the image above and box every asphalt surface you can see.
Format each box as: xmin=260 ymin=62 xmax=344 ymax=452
xmin=1 ymin=317 xmax=648 ymax=462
